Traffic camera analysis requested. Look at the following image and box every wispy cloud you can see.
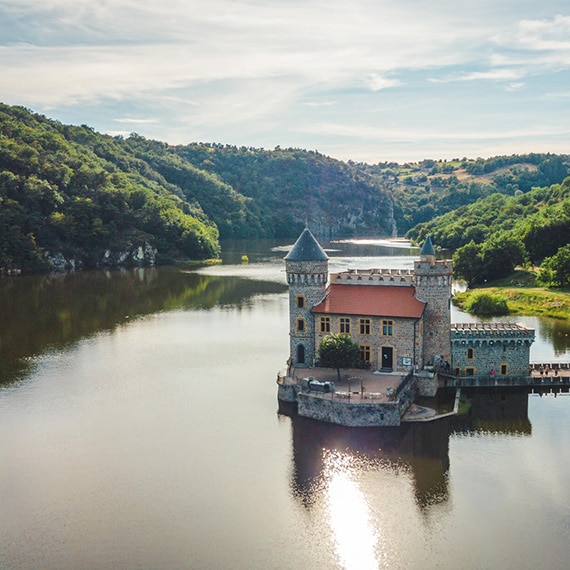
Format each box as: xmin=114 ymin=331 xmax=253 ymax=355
xmin=0 ymin=1 xmax=569 ymax=161
xmin=364 ymin=74 xmax=402 ymax=92
xmin=114 ymin=118 xmax=159 ymax=124
xmin=517 ymin=15 xmax=570 ymax=51
xmin=430 ymin=68 xmax=524 ymax=83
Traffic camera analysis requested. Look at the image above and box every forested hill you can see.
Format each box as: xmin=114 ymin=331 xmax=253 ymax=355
xmin=170 ymin=143 xmax=395 ymax=238
xmin=0 ymin=104 xmax=394 ymax=273
xmin=357 ymin=155 xmax=570 ymax=234
xmin=1 ymin=102 xmax=570 ymax=277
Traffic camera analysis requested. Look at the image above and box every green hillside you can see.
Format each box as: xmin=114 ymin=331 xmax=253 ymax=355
xmin=1 ymin=102 xmax=570 ymax=279
xmin=358 ymin=155 xmax=570 ymax=234
xmin=0 ymin=104 xmax=395 ymax=273
xmin=0 ymin=104 xmax=221 ymax=272
xmin=408 ymin=178 xmax=570 ymax=287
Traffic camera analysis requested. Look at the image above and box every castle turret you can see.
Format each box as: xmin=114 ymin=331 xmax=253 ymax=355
xmin=285 ymin=228 xmax=328 ymax=366
xmin=414 ymin=237 xmax=452 ymax=367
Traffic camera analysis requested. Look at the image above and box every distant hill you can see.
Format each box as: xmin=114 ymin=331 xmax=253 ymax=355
xmin=356 ymin=154 xmax=570 ymax=234
xmin=1 ymin=102 xmax=569 ymax=275
xmin=172 ymin=143 xmax=395 ymax=238
xmin=0 ymin=104 xmax=395 ymax=273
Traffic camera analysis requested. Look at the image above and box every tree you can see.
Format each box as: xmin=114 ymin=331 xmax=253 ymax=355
xmin=480 ymin=233 xmax=525 ymax=282
xmin=317 ymin=334 xmax=363 ymax=381
xmin=538 ymin=244 xmax=570 ymax=287
xmin=453 ymin=241 xmax=484 ymax=286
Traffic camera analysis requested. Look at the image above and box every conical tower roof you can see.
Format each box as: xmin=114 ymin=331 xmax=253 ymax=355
xmin=420 ymin=236 xmax=435 ymax=257
xmin=284 ymin=227 xmax=328 ymax=261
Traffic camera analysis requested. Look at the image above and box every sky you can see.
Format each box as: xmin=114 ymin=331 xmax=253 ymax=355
xmin=1 ymin=0 xmax=569 ymax=163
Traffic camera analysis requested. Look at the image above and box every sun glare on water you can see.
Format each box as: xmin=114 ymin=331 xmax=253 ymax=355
xmin=323 ymin=451 xmax=383 ymax=570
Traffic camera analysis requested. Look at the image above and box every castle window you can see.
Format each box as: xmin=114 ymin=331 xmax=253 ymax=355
xmin=359 ymin=318 xmax=371 ymax=335
xmin=467 ymin=347 xmax=475 ymax=359
xmin=320 ymin=316 xmax=331 ymax=333
xmin=296 ymin=318 xmax=305 ymax=332
xmin=296 ymin=295 xmax=305 ymax=309
xmin=465 ymin=367 xmax=476 ymax=376
xmin=339 ymin=317 xmax=351 ymax=334
xmin=382 ymin=320 xmax=393 ymax=336
xmin=500 ymin=364 xmax=508 ymax=375
xmin=359 ymin=345 xmax=371 ymax=363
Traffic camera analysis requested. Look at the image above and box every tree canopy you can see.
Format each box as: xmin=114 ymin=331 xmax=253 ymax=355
xmin=2 ymin=103 xmax=570 ymax=281
xmin=538 ymin=245 xmax=570 ymax=288
xmin=317 ymin=334 xmax=365 ymax=381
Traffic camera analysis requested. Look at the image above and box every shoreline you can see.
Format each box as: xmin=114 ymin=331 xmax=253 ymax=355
xmin=453 ymin=285 xmax=570 ymax=320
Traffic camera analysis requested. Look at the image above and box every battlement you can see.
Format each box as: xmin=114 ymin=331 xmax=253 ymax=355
xmin=451 ymin=322 xmax=535 ymax=341
xmin=414 ymin=259 xmax=453 ymax=275
xmin=331 ymin=268 xmax=415 ymax=286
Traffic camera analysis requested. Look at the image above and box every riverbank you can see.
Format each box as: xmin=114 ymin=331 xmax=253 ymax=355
xmin=453 ymin=270 xmax=570 ymax=320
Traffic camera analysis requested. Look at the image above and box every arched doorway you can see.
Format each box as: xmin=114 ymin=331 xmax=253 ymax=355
xmin=297 ymin=344 xmax=305 ymax=365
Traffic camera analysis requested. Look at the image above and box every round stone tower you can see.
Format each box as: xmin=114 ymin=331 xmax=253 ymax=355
xmin=284 ymin=227 xmax=328 ymax=367
xmin=413 ymin=236 xmax=453 ymax=368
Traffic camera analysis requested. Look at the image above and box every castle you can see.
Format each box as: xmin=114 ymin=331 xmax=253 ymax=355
xmin=284 ymin=227 xmax=534 ymax=379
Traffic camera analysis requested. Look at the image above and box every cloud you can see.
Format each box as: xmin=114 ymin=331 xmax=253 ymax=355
xmin=364 ymin=74 xmax=402 ymax=92
xmin=517 ymin=15 xmax=570 ymax=51
xmin=1 ymin=1 xmax=569 ymax=161
xmin=114 ymin=118 xmax=159 ymax=124
xmin=431 ymin=68 xmax=524 ymax=84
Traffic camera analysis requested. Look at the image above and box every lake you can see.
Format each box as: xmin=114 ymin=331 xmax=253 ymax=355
xmin=1 ymin=238 xmax=570 ymax=569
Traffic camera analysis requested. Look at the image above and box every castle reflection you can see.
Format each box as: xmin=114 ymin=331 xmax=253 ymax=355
xmin=282 ymin=388 xmax=532 ymax=512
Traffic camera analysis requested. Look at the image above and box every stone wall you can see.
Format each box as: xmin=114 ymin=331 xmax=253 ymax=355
xmin=297 ymin=392 xmax=403 ymax=427
xmin=286 ymin=258 xmax=328 ymax=366
xmin=314 ymin=313 xmax=420 ymax=372
xmin=415 ymin=372 xmax=438 ymax=397
xmin=451 ymin=323 xmax=534 ymax=377
xmin=331 ymin=269 xmax=415 ymax=287
xmin=414 ymin=259 xmax=453 ymax=366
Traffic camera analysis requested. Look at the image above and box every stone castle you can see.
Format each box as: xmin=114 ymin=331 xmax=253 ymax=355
xmin=284 ymin=227 xmax=534 ymax=378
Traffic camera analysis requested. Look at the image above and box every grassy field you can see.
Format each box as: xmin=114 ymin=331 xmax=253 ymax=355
xmin=453 ymin=270 xmax=570 ymax=320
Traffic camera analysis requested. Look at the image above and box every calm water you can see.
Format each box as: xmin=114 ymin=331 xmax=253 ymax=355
xmin=1 ymin=239 xmax=570 ymax=570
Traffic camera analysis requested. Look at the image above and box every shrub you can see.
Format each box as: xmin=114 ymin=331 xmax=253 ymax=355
xmin=464 ymin=293 xmax=509 ymax=316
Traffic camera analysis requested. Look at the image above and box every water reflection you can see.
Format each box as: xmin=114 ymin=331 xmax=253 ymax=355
xmin=288 ymin=414 xmax=451 ymax=512
xmin=0 ymin=267 xmax=286 ymax=385
xmin=453 ymin=390 xmax=532 ymax=435
xmin=286 ymin=389 xmax=536 ymax=518
xmin=323 ymin=451 xmax=379 ymax=570
xmin=538 ymin=318 xmax=570 ymax=356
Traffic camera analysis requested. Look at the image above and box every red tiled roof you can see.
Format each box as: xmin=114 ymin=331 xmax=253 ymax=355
xmin=312 ymin=284 xmax=425 ymax=319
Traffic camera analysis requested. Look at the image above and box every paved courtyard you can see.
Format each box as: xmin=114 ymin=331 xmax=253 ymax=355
xmin=286 ymin=366 xmax=407 ymax=402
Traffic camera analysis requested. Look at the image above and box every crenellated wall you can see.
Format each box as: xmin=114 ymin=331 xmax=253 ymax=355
xmin=331 ymin=268 xmax=415 ymax=287
xmin=451 ymin=323 xmax=534 ymax=377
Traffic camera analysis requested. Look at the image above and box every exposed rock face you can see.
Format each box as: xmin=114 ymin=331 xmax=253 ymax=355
xmin=104 ymin=241 xmax=157 ymax=268
xmin=45 ymin=241 xmax=157 ymax=272
xmin=301 ymin=197 xmax=397 ymax=238
xmin=44 ymin=253 xmax=80 ymax=273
